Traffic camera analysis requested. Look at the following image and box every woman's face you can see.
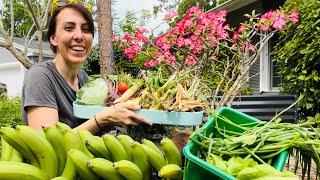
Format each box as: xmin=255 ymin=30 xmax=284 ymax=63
xmin=50 ymin=8 xmax=93 ymax=65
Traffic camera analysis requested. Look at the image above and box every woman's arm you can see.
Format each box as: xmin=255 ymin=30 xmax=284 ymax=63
xmin=27 ymin=107 xmax=59 ymax=131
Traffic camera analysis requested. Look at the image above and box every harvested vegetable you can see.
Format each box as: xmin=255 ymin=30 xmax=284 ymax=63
xmin=76 ymin=77 xmax=108 ymax=105
xmin=114 ymin=80 xmax=144 ymax=104
xmin=190 ymin=98 xmax=320 ymax=179
xmin=117 ymin=82 xmax=129 ymax=94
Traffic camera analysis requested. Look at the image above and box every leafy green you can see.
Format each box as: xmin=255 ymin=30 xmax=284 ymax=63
xmin=76 ymin=78 xmax=108 ymax=105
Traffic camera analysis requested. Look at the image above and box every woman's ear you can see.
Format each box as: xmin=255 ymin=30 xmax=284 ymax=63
xmin=50 ymin=35 xmax=58 ymax=46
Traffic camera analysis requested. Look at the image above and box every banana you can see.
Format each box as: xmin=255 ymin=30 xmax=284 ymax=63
xmin=0 ymin=127 xmax=39 ymax=167
xmin=15 ymin=125 xmax=58 ymax=179
xmin=85 ymin=136 xmax=111 ymax=160
xmin=67 ymin=148 xmax=98 ymax=180
xmin=131 ymin=142 xmax=152 ymax=180
xmin=50 ymin=176 xmax=67 ymax=180
xmin=55 ymin=122 xmax=71 ymax=133
xmin=43 ymin=126 xmax=66 ymax=175
xmin=0 ymin=161 xmax=45 ymax=180
xmin=158 ymin=164 xmax=183 ymax=179
xmin=102 ymin=134 xmax=128 ymax=162
xmin=117 ymin=134 xmax=134 ymax=143
xmin=117 ymin=135 xmax=133 ymax=161
xmin=141 ymin=138 xmax=163 ymax=156
xmin=1 ymin=136 xmax=13 ymax=161
xmin=9 ymin=148 xmax=23 ymax=162
xmin=114 ymin=160 xmax=143 ymax=180
xmin=62 ymin=129 xmax=85 ymax=151
xmin=76 ymin=129 xmax=94 ymax=158
xmin=140 ymin=144 xmax=166 ymax=172
xmin=161 ymin=137 xmax=182 ymax=166
xmin=87 ymin=158 xmax=122 ymax=180
xmin=61 ymin=155 xmax=77 ymax=180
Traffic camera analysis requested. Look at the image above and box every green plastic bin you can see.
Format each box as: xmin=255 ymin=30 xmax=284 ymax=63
xmin=183 ymin=107 xmax=289 ymax=180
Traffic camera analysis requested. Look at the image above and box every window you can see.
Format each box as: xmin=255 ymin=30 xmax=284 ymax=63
xmin=260 ymin=32 xmax=282 ymax=92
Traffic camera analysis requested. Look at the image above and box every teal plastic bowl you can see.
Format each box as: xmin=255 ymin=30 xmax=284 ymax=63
xmin=73 ymin=101 xmax=204 ymax=126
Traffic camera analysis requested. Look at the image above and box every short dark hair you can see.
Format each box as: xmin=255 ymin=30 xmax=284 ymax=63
xmin=47 ymin=3 xmax=95 ymax=53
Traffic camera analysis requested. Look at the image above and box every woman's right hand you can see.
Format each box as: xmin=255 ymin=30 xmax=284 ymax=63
xmin=95 ymin=103 xmax=152 ymax=127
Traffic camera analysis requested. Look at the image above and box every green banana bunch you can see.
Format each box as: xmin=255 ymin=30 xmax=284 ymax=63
xmin=0 ymin=161 xmax=45 ymax=180
xmin=76 ymin=129 xmax=94 ymax=158
xmin=67 ymin=148 xmax=98 ymax=180
xmin=158 ymin=164 xmax=183 ymax=179
xmin=43 ymin=126 xmax=66 ymax=175
xmin=55 ymin=122 xmax=71 ymax=133
xmin=50 ymin=176 xmax=67 ymax=180
xmin=62 ymin=129 xmax=84 ymax=151
xmin=62 ymin=129 xmax=94 ymax=159
xmin=161 ymin=137 xmax=182 ymax=166
xmin=117 ymin=135 xmax=134 ymax=161
xmin=0 ymin=127 xmax=39 ymax=167
xmin=131 ymin=142 xmax=152 ymax=180
xmin=87 ymin=158 xmax=122 ymax=180
xmin=141 ymin=138 xmax=163 ymax=155
xmin=9 ymin=148 xmax=23 ymax=162
xmin=15 ymin=125 xmax=58 ymax=179
xmin=85 ymin=136 xmax=111 ymax=160
xmin=114 ymin=160 xmax=143 ymax=180
xmin=140 ymin=144 xmax=166 ymax=172
xmin=61 ymin=155 xmax=77 ymax=180
xmin=1 ymin=136 xmax=13 ymax=161
xmin=102 ymin=134 xmax=128 ymax=162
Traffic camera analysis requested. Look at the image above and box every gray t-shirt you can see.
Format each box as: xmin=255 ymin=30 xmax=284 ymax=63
xmin=22 ymin=60 xmax=88 ymax=128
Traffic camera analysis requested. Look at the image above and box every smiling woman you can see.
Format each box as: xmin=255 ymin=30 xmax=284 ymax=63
xmin=21 ymin=3 xmax=151 ymax=133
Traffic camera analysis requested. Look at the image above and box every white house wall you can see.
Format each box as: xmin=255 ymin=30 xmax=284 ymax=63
xmin=0 ymin=62 xmax=25 ymax=97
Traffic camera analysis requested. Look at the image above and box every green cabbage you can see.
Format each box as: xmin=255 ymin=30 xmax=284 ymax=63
xmin=76 ymin=77 xmax=108 ymax=105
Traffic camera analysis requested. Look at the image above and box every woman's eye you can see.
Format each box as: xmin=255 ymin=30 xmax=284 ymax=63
xmin=64 ymin=26 xmax=74 ymax=31
xmin=82 ymin=26 xmax=90 ymax=33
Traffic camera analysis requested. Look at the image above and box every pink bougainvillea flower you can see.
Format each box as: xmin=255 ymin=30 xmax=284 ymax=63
xmin=164 ymin=11 xmax=178 ymax=21
xmin=289 ymin=11 xmax=299 ymax=24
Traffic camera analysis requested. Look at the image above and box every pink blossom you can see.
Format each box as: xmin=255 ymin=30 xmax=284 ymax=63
xmin=122 ymin=33 xmax=132 ymax=43
xmin=123 ymin=44 xmax=141 ymax=59
xmin=184 ymin=55 xmax=197 ymax=66
xmin=272 ymin=12 xmax=286 ymax=30
xmin=289 ymin=11 xmax=299 ymax=24
xmin=164 ymin=11 xmax=178 ymax=20
xmin=144 ymin=60 xmax=157 ymax=68
xmin=111 ymin=34 xmax=118 ymax=42
xmin=232 ymin=32 xmax=239 ymax=41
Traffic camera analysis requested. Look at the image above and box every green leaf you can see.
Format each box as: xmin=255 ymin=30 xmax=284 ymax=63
xmin=314 ymin=76 xmax=319 ymax=81
xmin=297 ymin=75 xmax=305 ymax=80
xmin=306 ymin=103 xmax=314 ymax=109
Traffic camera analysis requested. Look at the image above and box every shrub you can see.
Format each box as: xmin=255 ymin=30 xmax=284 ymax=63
xmin=272 ymin=0 xmax=320 ymax=117
xmin=0 ymin=94 xmax=22 ymax=127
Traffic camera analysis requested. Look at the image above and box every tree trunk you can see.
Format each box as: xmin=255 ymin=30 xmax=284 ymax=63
xmin=96 ymin=0 xmax=115 ymax=75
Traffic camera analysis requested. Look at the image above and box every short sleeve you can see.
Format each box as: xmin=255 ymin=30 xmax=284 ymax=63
xmin=22 ymin=67 xmax=58 ymax=110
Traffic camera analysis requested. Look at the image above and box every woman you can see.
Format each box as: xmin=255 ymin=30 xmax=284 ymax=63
xmin=22 ymin=3 xmax=151 ymax=133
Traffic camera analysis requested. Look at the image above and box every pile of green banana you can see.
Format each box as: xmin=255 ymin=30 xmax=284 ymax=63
xmin=0 ymin=122 xmax=183 ymax=180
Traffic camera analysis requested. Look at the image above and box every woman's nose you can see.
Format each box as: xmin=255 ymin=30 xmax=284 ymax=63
xmin=73 ymin=27 xmax=84 ymax=41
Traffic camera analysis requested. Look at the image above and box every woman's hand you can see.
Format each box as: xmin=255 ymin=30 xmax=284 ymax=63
xmin=95 ymin=103 xmax=152 ymax=127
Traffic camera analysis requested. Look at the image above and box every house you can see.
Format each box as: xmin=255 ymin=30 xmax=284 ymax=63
xmin=211 ymin=0 xmax=298 ymax=122
xmin=213 ymin=0 xmax=285 ymax=94
xmin=0 ymin=37 xmax=54 ymax=97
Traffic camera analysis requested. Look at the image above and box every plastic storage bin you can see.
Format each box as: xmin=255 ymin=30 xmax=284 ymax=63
xmin=183 ymin=107 xmax=289 ymax=180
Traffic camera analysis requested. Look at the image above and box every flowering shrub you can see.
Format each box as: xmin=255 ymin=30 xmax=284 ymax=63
xmin=113 ymin=6 xmax=299 ymax=108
